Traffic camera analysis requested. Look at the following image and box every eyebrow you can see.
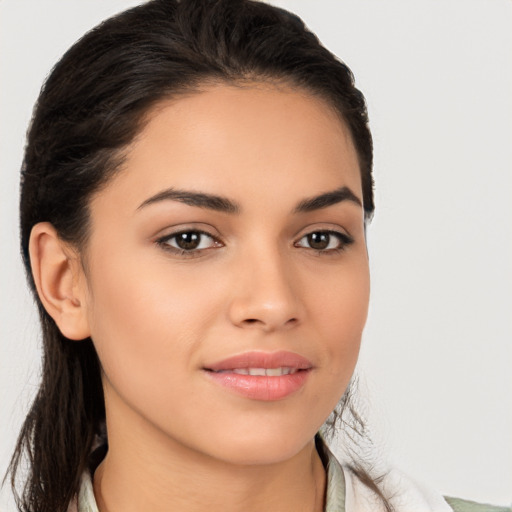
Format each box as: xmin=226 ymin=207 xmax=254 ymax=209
xmin=293 ymin=186 xmax=362 ymax=213
xmin=137 ymin=188 xmax=240 ymax=213
xmin=137 ymin=185 xmax=362 ymax=214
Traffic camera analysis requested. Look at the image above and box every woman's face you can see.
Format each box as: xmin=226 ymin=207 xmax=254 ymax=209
xmin=80 ymin=83 xmax=370 ymax=465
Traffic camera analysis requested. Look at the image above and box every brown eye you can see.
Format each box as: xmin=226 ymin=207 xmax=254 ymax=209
xmin=159 ymin=230 xmax=221 ymax=253
xmin=295 ymin=230 xmax=353 ymax=252
xmin=307 ymin=232 xmax=330 ymax=250
xmin=175 ymin=232 xmax=202 ymax=250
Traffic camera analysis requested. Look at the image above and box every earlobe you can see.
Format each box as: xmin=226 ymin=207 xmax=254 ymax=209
xmin=29 ymin=222 xmax=91 ymax=341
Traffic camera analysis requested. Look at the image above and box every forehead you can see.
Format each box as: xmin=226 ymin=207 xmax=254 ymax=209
xmin=92 ymin=83 xmax=362 ymax=214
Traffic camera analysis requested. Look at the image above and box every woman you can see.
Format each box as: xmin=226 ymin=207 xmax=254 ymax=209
xmin=4 ymin=1 xmax=509 ymax=511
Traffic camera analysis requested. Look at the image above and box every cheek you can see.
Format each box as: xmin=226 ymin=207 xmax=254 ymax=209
xmin=310 ymin=255 xmax=370 ymax=368
xmin=83 ymin=252 xmax=221 ymax=397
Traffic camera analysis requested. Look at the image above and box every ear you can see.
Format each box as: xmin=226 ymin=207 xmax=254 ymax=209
xmin=29 ymin=222 xmax=91 ymax=340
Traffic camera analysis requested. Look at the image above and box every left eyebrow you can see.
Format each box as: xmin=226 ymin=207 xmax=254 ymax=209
xmin=293 ymin=186 xmax=362 ymax=213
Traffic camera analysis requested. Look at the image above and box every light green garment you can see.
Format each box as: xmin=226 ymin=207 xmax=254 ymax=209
xmin=444 ymin=497 xmax=511 ymax=512
xmin=71 ymin=439 xmax=509 ymax=512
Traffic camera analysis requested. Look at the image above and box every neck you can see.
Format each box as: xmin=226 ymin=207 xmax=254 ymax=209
xmin=93 ymin=404 xmax=326 ymax=512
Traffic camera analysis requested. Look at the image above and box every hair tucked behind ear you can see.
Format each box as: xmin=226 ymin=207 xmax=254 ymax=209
xmin=7 ymin=1 xmax=377 ymax=511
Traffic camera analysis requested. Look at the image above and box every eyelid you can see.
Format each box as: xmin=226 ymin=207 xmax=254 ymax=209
xmin=293 ymin=222 xmax=353 ymax=240
xmin=155 ymin=226 xmax=224 ymax=257
xmin=160 ymin=229 xmax=219 ymax=245
xmin=293 ymin=226 xmax=354 ymax=253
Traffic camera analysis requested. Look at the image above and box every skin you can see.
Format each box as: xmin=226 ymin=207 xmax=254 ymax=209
xmin=30 ymin=83 xmax=370 ymax=512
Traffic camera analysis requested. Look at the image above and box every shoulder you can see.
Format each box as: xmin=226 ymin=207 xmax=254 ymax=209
xmin=444 ymin=496 xmax=511 ymax=512
xmin=317 ymin=435 xmax=509 ymax=512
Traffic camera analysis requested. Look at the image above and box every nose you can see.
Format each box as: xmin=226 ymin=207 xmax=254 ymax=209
xmin=227 ymin=247 xmax=303 ymax=332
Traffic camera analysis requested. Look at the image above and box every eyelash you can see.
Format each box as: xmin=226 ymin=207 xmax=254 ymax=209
xmin=156 ymin=229 xmax=222 ymax=257
xmin=294 ymin=230 xmax=354 ymax=254
xmin=156 ymin=229 xmax=354 ymax=258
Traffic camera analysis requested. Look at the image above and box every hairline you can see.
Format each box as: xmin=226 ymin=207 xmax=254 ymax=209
xmin=75 ymin=76 xmax=364 ymax=270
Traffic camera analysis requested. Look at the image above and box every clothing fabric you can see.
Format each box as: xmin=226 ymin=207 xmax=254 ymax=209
xmin=69 ymin=439 xmax=509 ymax=512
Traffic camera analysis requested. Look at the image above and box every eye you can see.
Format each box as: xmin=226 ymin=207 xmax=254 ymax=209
xmin=157 ymin=230 xmax=222 ymax=253
xmin=295 ymin=230 xmax=353 ymax=252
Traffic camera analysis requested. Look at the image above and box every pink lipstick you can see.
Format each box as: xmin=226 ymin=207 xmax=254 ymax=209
xmin=203 ymin=351 xmax=312 ymax=401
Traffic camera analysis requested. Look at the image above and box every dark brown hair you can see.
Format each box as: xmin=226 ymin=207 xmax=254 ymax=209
xmin=8 ymin=1 xmax=378 ymax=511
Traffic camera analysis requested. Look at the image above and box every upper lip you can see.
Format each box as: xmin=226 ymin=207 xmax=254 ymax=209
xmin=204 ymin=351 xmax=313 ymax=372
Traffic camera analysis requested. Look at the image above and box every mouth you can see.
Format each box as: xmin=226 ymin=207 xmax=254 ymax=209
xmin=211 ymin=367 xmax=302 ymax=376
xmin=204 ymin=350 xmax=313 ymax=373
xmin=203 ymin=351 xmax=313 ymax=401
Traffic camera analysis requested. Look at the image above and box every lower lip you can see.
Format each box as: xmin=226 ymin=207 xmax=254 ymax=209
xmin=205 ymin=370 xmax=310 ymax=401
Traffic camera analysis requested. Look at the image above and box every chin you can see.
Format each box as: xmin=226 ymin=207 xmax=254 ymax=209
xmin=200 ymin=425 xmax=318 ymax=467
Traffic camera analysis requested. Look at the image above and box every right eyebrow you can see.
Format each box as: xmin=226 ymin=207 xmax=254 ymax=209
xmin=137 ymin=188 xmax=241 ymax=214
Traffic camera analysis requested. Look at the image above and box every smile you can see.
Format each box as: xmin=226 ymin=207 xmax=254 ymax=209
xmin=213 ymin=367 xmax=300 ymax=376
xmin=203 ymin=351 xmax=313 ymax=401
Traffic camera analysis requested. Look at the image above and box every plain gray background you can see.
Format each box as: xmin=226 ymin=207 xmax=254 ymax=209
xmin=1 ymin=0 xmax=511 ymax=509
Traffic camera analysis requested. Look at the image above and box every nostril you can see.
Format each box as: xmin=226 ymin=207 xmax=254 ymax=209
xmin=241 ymin=317 xmax=298 ymax=328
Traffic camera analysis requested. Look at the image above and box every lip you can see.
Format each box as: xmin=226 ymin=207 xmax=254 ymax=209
xmin=203 ymin=351 xmax=313 ymax=401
